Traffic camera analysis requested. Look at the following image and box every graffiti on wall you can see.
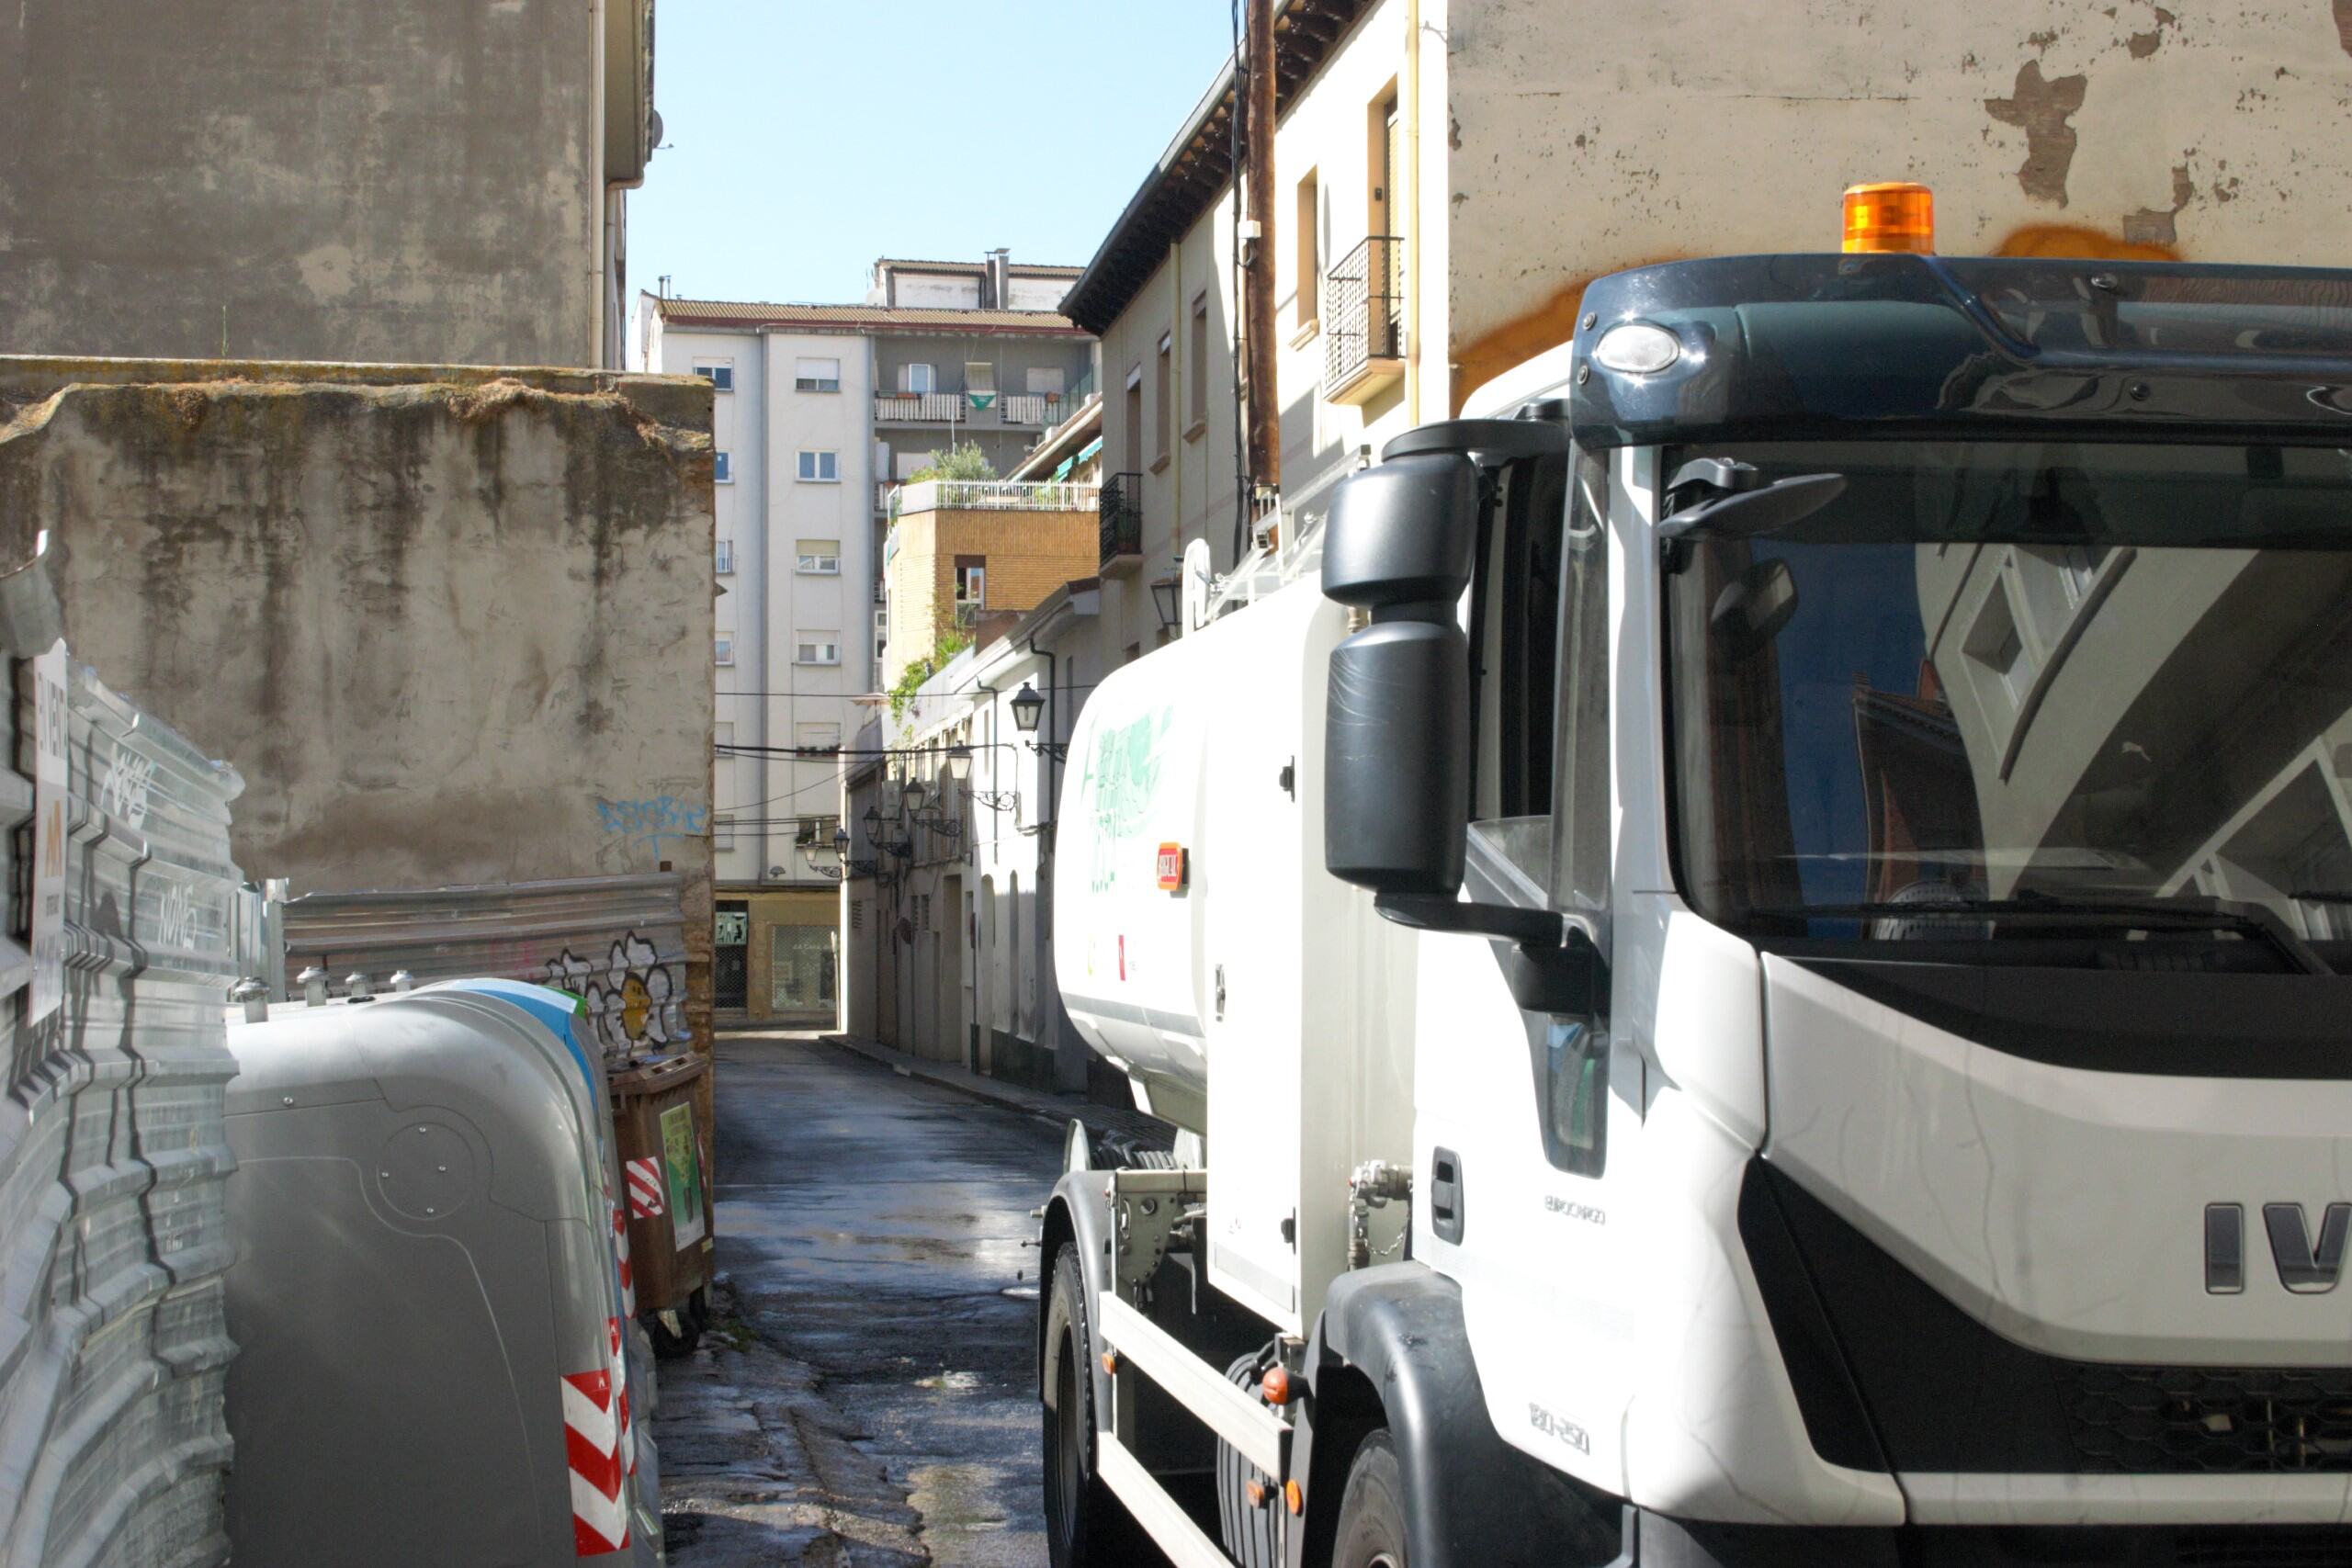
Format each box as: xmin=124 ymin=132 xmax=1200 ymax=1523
xmin=596 ymin=795 xmax=708 ymax=857
xmin=546 ymin=931 xmax=684 ymax=1055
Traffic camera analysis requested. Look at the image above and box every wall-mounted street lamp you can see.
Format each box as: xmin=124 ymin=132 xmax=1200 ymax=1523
xmin=831 ymin=825 xmax=878 ymax=879
xmin=1150 ymin=574 xmax=1182 ymax=633
xmin=1011 ymin=682 xmax=1068 ymax=761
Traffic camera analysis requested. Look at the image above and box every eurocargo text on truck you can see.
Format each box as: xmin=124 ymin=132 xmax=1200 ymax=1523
xmin=1033 ymin=185 xmax=2352 ymax=1568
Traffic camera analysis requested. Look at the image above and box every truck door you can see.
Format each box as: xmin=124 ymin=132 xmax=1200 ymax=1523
xmin=1411 ymin=444 xmax=1643 ymax=1493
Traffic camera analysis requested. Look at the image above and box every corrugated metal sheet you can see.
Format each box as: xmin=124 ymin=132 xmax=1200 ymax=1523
xmin=0 ymin=657 xmax=245 ymax=1568
xmin=281 ymin=875 xmax=691 ymax=1064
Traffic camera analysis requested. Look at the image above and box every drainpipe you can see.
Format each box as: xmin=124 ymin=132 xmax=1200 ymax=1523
xmin=1403 ymin=0 xmax=1423 ymax=423
xmin=1243 ymin=0 xmax=1282 ymax=503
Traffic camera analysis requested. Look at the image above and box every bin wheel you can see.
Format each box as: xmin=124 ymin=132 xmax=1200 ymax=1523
xmin=646 ymin=1306 xmax=703 ymax=1360
xmin=1331 ymin=1428 xmax=1409 ymax=1568
xmin=1042 ymin=1243 xmax=1150 ymax=1567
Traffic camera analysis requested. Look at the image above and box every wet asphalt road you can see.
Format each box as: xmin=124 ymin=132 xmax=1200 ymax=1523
xmin=658 ymin=1032 xmax=1062 ymax=1566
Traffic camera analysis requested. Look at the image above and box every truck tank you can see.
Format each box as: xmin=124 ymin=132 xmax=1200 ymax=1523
xmin=1054 ymin=571 xmax=1417 ymax=1331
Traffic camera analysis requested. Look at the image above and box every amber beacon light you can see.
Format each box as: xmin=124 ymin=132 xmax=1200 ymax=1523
xmin=1841 ymin=182 xmax=1935 ymax=254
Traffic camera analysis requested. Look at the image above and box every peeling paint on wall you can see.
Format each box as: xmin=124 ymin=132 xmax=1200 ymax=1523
xmin=1984 ymin=61 xmax=2091 ymax=207
xmin=2121 ymin=164 xmax=2196 ymax=244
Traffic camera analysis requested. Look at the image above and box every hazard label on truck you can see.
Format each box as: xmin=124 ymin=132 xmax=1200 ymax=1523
xmin=1156 ymin=842 xmax=1187 ymax=893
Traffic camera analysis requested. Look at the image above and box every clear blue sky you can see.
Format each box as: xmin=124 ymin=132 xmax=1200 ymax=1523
xmin=631 ymin=3 xmax=1242 ymax=308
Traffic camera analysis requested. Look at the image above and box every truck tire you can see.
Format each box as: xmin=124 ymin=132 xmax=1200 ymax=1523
xmin=1331 ymin=1429 xmax=1410 ymax=1568
xmin=1042 ymin=1243 xmax=1149 ymax=1567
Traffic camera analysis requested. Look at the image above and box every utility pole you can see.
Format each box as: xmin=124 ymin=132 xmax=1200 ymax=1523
xmin=1243 ymin=0 xmax=1281 ymax=509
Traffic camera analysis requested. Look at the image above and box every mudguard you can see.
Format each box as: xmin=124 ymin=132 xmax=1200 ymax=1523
xmin=1294 ymin=1264 xmax=1615 ymax=1568
xmin=1040 ymin=1163 xmax=1117 ymax=1424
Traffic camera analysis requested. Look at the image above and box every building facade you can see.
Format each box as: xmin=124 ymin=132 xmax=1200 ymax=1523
xmin=0 ymin=0 xmax=656 ymax=368
xmin=636 ymin=258 xmax=1093 ymax=1022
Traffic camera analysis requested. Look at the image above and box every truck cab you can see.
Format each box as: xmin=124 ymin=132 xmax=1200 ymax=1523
xmin=1041 ymin=231 xmax=2352 ymax=1568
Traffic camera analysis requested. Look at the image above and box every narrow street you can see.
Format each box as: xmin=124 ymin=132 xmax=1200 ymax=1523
xmin=655 ymin=1032 xmax=1065 ymax=1567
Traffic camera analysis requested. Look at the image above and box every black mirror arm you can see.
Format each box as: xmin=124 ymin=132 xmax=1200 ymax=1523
xmin=1373 ymin=896 xmax=1611 ymax=1016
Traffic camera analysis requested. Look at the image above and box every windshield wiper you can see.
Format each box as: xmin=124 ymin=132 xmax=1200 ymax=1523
xmin=1746 ymin=892 xmax=2332 ymax=975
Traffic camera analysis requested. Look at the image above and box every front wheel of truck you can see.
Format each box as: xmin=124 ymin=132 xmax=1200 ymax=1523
xmin=1042 ymin=1243 xmax=1149 ymax=1567
xmin=1330 ymin=1427 xmax=1410 ymax=1568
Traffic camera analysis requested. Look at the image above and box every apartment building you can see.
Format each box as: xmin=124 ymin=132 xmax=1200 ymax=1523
xmin=636 ymin=257 xmax=1092 ymax=1021
xmin=0 ymin=0 xmax=655 ymax=367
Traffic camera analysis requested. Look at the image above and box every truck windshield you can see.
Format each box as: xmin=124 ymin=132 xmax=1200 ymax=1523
xmin=1666 ymin=439 xmax=2352 ymax=970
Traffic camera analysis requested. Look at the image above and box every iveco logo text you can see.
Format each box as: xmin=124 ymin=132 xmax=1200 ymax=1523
xmin=2205 ymin=1202 xmax=2350 ymax=1294
xmin=1527 ymin=1402 xmax=1590 ymax=1454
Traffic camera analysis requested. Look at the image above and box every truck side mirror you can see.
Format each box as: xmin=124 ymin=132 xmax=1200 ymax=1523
xmin=1321 ymin=453 xmax=1478 ymax=896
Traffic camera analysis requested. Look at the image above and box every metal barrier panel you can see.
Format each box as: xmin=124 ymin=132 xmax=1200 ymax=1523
xmin=0 ymin=655 xmax=244 ymax=1568
xmin=280 ymin=875 xmax=691 ymax=1064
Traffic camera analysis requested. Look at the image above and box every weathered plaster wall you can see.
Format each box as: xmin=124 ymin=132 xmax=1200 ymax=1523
xmin=0 ymin=0 xmax=604 ymax=367
xmin=1446 ymin=0 xmax=2352 ymax=401
xmin=0 ymin=356 xmax=715 ymax=1043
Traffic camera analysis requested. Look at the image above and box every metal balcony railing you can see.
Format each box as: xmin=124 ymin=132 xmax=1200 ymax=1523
xmin=874 ymin=391 xmax=966 ymax=422
xmin=1100 ymin=472 xmax=1143 ymax=570
xmin=1323 ymin=235 xmax=1404 ymax=398
xmin=886 ymin=479 xmax=1101 ymax=520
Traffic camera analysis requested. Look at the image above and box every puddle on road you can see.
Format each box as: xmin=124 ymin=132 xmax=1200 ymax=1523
xmin=914 ymin=1370 xmax=983 ymax=1392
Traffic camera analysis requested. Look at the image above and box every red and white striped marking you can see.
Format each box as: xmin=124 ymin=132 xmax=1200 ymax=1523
xmin=563 ymin=1319 xmax=631 ymax=1556
xmin=611 ymin=1201 xmax=636 ymax=1316
xmin=626 ymin=1156 xmax=665 ymax=1219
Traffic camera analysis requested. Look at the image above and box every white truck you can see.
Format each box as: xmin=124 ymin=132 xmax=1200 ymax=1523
xmin=1035 ymin=192 xmax=2352 ymax=1568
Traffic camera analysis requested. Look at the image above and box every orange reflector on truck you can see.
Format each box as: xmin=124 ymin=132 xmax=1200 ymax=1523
xmin=1842 ymin=182 xmax=1934 ymax=254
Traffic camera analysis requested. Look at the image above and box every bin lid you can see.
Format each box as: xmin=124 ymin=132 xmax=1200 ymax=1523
xmin=424 ymin=978 xmax=598 ymax=1091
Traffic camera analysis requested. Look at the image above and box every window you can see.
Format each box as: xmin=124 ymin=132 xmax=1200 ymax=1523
xmin=964 ymin=362 xmax=996 ymax=401
xmin=899 ymin=362 xmax=934 ymax=394
xmin=1124 ymin=368 xmax=1144 ymax=475
xmin=797 ymin=450 xmax=839 ymax=482
xmin=713 ymin=815 xmax=736 ymax=851
xmin=1025 ymin=366 xmax=1066 ymax=397
xmin=954 ymin=555 xmax=986 ymax=609
xmin=770 ymin=923 xmax=837 ymax=1012
xmin=795 ymin=356 xmax=841 ymax=392
xmin=795 ymin=721 xmax=842 ymax=753
xmin=797 ymin=538 xmax=840 ymax=574
xmin=796 ymin=634 xmax=841 ymax=666
xmin=1189 ymin=294 xmax=1210 ymax=430
xmin=714 ymin=635 xmax=734 ymax=666
xmin=1154 ymin=334 xmax=1172 ymax=465
xmin=1295 ymin=168 xmax=1321 ymax=330
xmin=874 ymin=606 xmax=888 ymax=664
xmin=694 ymin=362 xmax=734 ymax=392
xmin=715 ymin=537 xmax=734 ymax=574
xmin=714 ymin=450 xmax=733 ymax=484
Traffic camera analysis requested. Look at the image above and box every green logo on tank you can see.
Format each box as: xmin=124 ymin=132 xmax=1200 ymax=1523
xmin=1086 ymin=705 xmax=1171 ymax=894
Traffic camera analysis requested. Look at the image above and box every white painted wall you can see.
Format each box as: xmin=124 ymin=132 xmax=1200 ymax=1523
xmin=1444 ymin=0 xmax=2352 ymax=395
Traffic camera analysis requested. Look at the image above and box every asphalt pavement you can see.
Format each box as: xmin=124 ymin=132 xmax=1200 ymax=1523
xmin=655 ymin=1031 xmax=1065 ymax=1566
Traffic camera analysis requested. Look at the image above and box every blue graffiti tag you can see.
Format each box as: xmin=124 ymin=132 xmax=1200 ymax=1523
xmin=597 ymin=795 xmax=710 ymax=854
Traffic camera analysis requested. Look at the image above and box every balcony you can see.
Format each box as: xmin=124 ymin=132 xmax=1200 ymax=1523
xmin=1100 ymin=472 xmax=1143 ymax=573
xmin=874 ymin=391 xmax=967 ymax=423
xmin=1323 ymin=234 xmax=1404 ymax=405
xmin=886 ymin=479 xmax=1101 ymax=522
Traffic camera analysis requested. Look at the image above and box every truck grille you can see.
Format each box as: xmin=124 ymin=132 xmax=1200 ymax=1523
xmin=2067 ymin=1365 xmax=2352 ymax=1473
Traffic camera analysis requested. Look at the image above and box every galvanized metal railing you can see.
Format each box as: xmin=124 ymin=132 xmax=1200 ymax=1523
xmin=0 ymin=650 xmax=245 ymax=1568
xmin=1323 ymin=234 xmax=1405 ymax=395
xmin=1100 ymin=472 xmax=1144 ymax=569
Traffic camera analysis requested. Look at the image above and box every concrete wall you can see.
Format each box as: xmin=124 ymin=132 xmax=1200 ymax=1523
xmin=0 ymin=355 xmax=715 ymax=1042
xmin=1445 ymin=0 xmax=2352 ymax=403
xmin=0 ymin=0 xmax=634 ymax=367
